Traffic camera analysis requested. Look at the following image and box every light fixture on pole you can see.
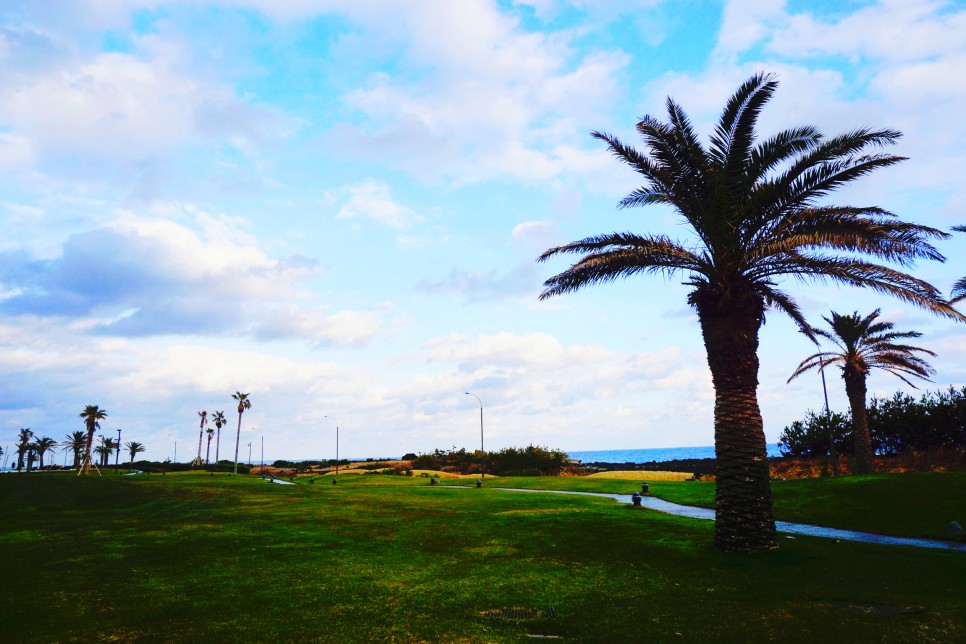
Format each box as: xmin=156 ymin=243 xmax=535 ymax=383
xmin=248 ymin=441 xmax=252 ymax=467
xmin=115 ymin=428 xmax=121 ymax=474
xmin=464 ymin=392 xmax=485 ymax=479
xmin=819 ymin=361 xmax=839 ymax=477
xmin=324 ymin=416 xmax=339 ymax=483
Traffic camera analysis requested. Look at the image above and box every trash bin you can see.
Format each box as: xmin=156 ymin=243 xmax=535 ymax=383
xmin=641 ymin=482 xmax=649 ymax=494
xmin=631 ymin=492 xmax=642 ymax=507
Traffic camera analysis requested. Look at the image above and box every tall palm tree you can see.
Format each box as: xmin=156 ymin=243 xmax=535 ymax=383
xmin=788 ymin=310 xmax=935 ymax=474
xmin=33 ymin=436 xmax=57 ymax=470
xmin=79 ymin=405 xmax=108 ymax=476
xmin=538 ymin=73 xmax=963 ymax=552
xmin=212 ymin=411 xmax=227 ymax=463
xmin=205 ymin=426 xmax=215 ymax=465
xmin=192 ymin=411 xmax=207 ymax=467
xmin=951 ymin=225 xmax=966 ymax=304
xmin=126 ymin=441 xmax=146 ymax=463
xmin=15 ymin=428 xmax=33 ymax=472
xmin=231 ymin=392 xmax=251 ymax=475
xmin=62 ymin=431 xmax=87 ymax=469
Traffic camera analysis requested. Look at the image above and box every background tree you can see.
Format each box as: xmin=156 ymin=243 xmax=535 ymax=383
xmin=212 ymin=411 xmax=226 ymax=462
xmin=205 ymin=426 xmax=215 ymax=465
xmin=15 ymin=428 xmax=33 ymax=472
xmin=94 ymin=436 xmax=117 ymax=467
xmin=33 ymin=436 xmax=57 ymax=470
xmin=952 ymin=225 xmax=966 ymax=304
xmin=126 ymin=441 xmax=146 ymax=463
xmin=538 ymin=73 xmax=962 ymax=551
xmin=231 ymin=393 xmax=251 ymax=475
xmin=788 ymin=310 xmax=936 ymax=474
xmin=192 ymin=411 xmax=207 ymax=467
xmin=79 ymin=405 xmax=108 ymax=476
xmin=62 ymin=431 xmax=86 ymax=469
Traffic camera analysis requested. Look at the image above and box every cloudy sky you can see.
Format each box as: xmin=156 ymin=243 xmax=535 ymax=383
xmin=2 ymin=0 xmax=965 ymax=464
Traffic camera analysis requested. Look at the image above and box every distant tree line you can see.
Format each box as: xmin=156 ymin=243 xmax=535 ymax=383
xmin=778 ymin=387 xmax=966 ymax=458
xmin=412 ymin=445 xmax=569 ymax=476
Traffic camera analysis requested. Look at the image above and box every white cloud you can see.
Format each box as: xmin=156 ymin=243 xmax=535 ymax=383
xmin=336 ymin=179 xmax=419 ymax=229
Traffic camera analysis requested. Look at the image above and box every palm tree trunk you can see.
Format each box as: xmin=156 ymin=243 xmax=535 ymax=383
xmin=216 ymin=429 xmax=220 ymax=463
xmin=192 ymin=428 xmax=203 ymax=466
xmin=697 ymin=300 xmax=777 ymax=552
xmin=233 ymin=413 xmax=242 ymax=474
xmin=79 ymin=430 xmax=95 ymax=476
xmin=844 ymin=370 xmax=874 ymax=474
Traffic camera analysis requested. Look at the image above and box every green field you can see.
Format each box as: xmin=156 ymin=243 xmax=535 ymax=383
xmin=3 ymin=472 xmax=965 ymax=642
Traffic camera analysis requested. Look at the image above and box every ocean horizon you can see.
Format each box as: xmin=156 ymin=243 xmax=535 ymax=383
xmin=567 ymin=443 xmax=782 ymax=464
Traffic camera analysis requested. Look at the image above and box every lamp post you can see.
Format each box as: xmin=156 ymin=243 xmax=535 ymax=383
xmin=115 ymin=428 xmax=121 ymax=474
xmin=248 ymin=442 xmax=252 ymax=467
xmin=464 ymin=392 xmax=485 ymax=479
xmin=324 ymin=416 xmax=339 ymax=483
xmin=819 ymin=362 xmax=839 ymax=477
xmin=261 ymin=435 xmax=264 ymax=471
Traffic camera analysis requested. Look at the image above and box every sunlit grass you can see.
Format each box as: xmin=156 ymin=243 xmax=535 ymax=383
xmin=3 ymin=472 xmax=964 ymax=642
xmin=585 ymin=469 xmax=693 ymax=481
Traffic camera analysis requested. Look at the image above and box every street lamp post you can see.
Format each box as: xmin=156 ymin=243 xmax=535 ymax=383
xmin=464 ymin=392 xmax=485 ymax=479
xmin=115 ymin=429 xmax=121 ymax=474
xmin=248 ymin=442 xmax=252 ymax=467
xmin=819 ymin=362 xmax=839 ymax=477
xmin=324 ymin=416 xmax=339 ymax=483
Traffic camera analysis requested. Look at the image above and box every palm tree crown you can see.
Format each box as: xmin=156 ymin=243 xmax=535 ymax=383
xmin=62 ymin=431 xmax=87 ymax=469
xmin=212 ymin=411 xmax=227 ymax=462
xmin=538 ymin=73 xmax=962 ymax=552
xmin=126 ymin=441 xmax=146 ymax=463
xmin=15 ymin=428 xmax=33 ymax=471
xmin=788 ymin=309 xmax=935 ymax=473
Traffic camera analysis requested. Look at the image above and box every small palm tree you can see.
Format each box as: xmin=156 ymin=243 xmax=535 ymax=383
xmin=538 ymin=73 xmax=963 ymax=551
xmin=231 ymin=392 xmax=251 ymax=474
xmin=79 ymin=405 xmax=108 ymax=476
xmin=952 ymin=225 xmax=966 ymax=304
xmin=126 ymin=441 xmax=146 ymax=463
xmin=192 ymin=411 xmax=207 ymax=467
xmin=61 ymin=431 xmax=87 ymax=469
xmin=788 ymin=310 xmax=935 ymax=474
xmin=15 ymin=428 xmax=33 ymax=472
xmin=211 ymin=411 xmax=227 ymax=462
xmin=94 ymin=436 xmax=117 ymax=467
xmin=33 ymin=436 xmax=57 ymax=470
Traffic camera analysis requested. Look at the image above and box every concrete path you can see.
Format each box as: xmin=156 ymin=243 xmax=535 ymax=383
xmin=488 ymin=487 xmax=966 ymax=552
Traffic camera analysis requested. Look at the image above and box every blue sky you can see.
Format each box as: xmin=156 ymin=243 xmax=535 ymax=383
xmin=1 ymin=0 xmax=965 ymax=464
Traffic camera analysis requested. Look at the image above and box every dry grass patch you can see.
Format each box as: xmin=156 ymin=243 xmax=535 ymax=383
xmin=585 ymin=470 xmax=693 ymax=481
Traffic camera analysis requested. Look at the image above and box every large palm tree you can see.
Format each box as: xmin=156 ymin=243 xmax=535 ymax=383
xmin=192 ymin=411 xmax=207 ymax=467
xmin=951 ymin=225 xmax=966 ymax=304
xmin=212 ymin=411 xmax=226 ymax=462
xmin=126 ymin=441 xmax=146 ymax=463
xmin=231 ymin=393 xmax=251 ymax=474
xmin=95 ymin=436 xmax=117 ymax=467
xmin=205 ymin=425 xmax=215 ymax=465
xmin=62 ymin=431 xmax=87 ymax=469
xmin=538 ymin=73 xmax=963 ymax=552
xmin=788 ymin=310 xmax=935 ymax=474
xmin=15 ymin=428 xmax=33 ymax=472
xmin=33 ymin=436 xmax=57 ymax=470
xmin=79 ymin=405 xmax=108 ymax=476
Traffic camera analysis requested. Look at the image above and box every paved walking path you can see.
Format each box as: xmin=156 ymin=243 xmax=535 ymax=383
xmin=486 ymin=487 xmax=966 ymax=552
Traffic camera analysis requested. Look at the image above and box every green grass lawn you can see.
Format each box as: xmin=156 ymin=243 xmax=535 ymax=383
xmin=3 ymin=471 xmax=965 ymax=642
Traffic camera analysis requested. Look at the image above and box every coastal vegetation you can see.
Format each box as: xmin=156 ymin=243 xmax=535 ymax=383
xmin=2 ymin=472 xmax=963 ymax=641
xmin=537 ymin=73 xmax=964 ymax=551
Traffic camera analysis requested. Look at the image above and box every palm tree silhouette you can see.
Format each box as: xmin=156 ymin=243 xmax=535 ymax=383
xmin=212 ymin=411 xmax=227 ymax=463
xmin=231 ymin=393 xmax=251 ymax=474
xmin=33 ymin=436 xmax=57 ymax=470
xmin=788 ymin=310 xmax=935 ymax=474
xmin=62 ymin=431 xmax=87 ymax=469
xmin=192 ymin=411 xmax=207 ymax=467
xmin=126 ymin=441 xmax=146 ymax=463
xmin=79 ymin=405 xmax=108 ymax=476
xmin=15 ymin=428 xmax=33 ymax=472
xmin=538 ymin=73 xmax=962 ymax=551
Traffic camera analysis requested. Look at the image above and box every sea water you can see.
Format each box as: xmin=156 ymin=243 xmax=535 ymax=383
xmin=568 ymin=443 xmax=782 ymax=464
